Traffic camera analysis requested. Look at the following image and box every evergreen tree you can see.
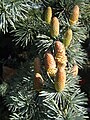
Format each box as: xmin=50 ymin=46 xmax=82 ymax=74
xmin=0 ymin=0 xmax=90 ymax=120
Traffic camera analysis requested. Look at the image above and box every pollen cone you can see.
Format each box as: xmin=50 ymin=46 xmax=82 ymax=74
xmin=55 ymin=41 xmax=67 ymax=68
xmin=45 ymin=51 xmax=57 ymax=77
xmin=63 ymin=29 xmax=72 ymax=48
xmin=34 ymin=73 xmax=44 ymax=92
xmin=45 ymin=6 xmax=52 ymax=24
xmin=55 ymin=67 xmax=66 ymax=92
xmin=51 ymin=17 xmax=59 ymax=38
xmin=69 ymin=5 xmax=79 ymax=25
xmin=55 ymin=40 xmax=65 ymax=54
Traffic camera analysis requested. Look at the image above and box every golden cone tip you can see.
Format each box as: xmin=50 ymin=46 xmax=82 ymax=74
xmin=45 ymin=6 xmax=52 ymax=24
xmin=63 ymin=29 xmax=72 ymax=48
xmin=51 ymin=17 xmax=59 ymax=38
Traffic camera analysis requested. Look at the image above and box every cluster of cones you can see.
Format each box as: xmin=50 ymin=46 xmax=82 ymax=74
xmin=34 ymin=41 xmax=78 ymax=92
xmin=45 ymin=5 xmax=79 ymax=41
xmin=45 ymin=5 xmax=79 ymax=49
xmin=33 ymin=5 xmax=79 ymax=92
xmin=45 ymin=5 xmax=79 ymax=26
xmin=45 ymin=41 xmax=67 ymax=92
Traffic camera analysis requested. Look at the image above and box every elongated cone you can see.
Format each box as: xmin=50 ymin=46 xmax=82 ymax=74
xmin=34 ymin=73 xmax=44 ymax=91
xmin=71 ymin=64 xmax=78 ymax=77
xmin=51 ymin=17 xmax=59 ymax=38
xmin=63 ymin=29 xmax=72 ymax=48
xmin=34 ymin=57 xmax=41 ymax=73
xmin=45 ymin=51 xmax=57 ymax=77
xmin=69 ymin=5 xmax=79 ymax=25
xmin=55 ymin=41 xmax=67 ymax=68
xmin=55 ymin=67 xmax=66 ymax=92
xmin=45 ymin=6 xmax=52 ymax=24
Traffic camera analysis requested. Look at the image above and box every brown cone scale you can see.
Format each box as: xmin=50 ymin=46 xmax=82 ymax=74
xmin=55 ymin=41 xmax=65 ymax=54
xmin=69 ymin=5 xmax=79 ymax=25
xmin=34 ymin=73 xmax=44 ymax=92
xmin=45 ymin=51 xmax=57 ymax=77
